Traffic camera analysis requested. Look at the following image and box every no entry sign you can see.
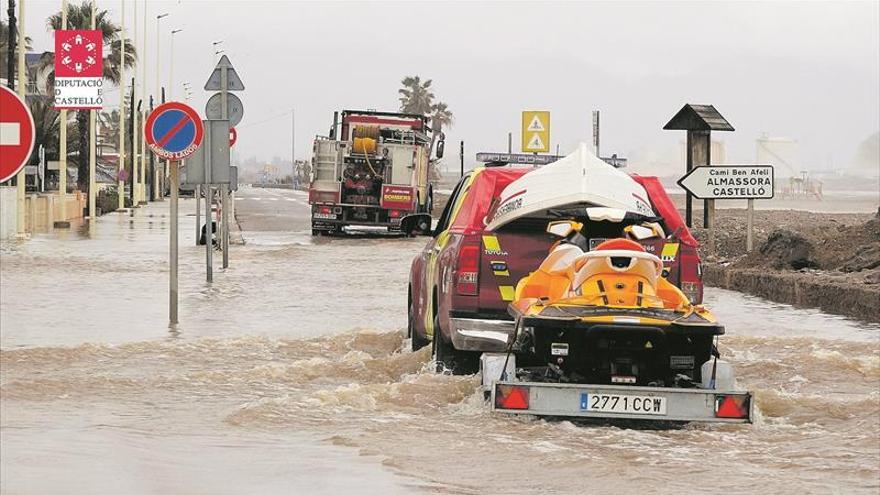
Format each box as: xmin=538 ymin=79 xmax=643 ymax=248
xmin=145 ymin=102 xmax=203 ymax=160
xmin=0 ymin=86 xmax=36 ymax=183
xmin=229 ymin=127 xmax=237 ymax=147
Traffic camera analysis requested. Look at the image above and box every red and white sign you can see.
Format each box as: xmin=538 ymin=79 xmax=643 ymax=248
xmin=0 ymin=86 xmax=34 ymax=183
xmin=229 ymin=127 xmax=237 ymax=147
xmin=380 ymin=185 xmax=416 ymax=211
xmin=54 ymin=29 xmax=103 ymax=109
xmin=0 ymin=86 xmax=36 ymax=183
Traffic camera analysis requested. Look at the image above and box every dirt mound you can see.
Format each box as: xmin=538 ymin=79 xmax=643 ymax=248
xmin=757 ymin=230 xmax=818 ymax=270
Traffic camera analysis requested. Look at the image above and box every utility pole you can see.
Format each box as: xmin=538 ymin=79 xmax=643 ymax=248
xmin=140 ymin=0 xmax=147 ymax=204
xmin=6 ymin=0 xmax=14 ymax=90
xmin=55 ymin=0 xmax=70 ymax=228
xmin=88 ymin=1 xmax=97 ymax=219
xmin=15 ymin=0 xmax=26 ymax=235
xmin=117 ymin=0 xmax=126 ymax=211
xmin=459 ymin=141 xmax=464 ymax=177
xmin=507 ymin=132 xmax=512 ymax=153
xmin=291 ymin=109 xmax=295 ymax=185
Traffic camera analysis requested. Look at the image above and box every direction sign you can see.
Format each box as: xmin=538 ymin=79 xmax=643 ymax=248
xmin=0 ymin=86 xmax=36 ymax=183
xmin=229 ymin=127 xmax=237 ymax=147
xmin=677 ymin=165 xmax=774 ymax=200
xmin=205 ymin=92 xmax=244 ymax=127
xmin=204 ymin=55 xmax=244 ymax=91
xmin=522 ymin=111 xmax=550 ymax=153
xmin=144 ymin=102 xmax=204 ymax=161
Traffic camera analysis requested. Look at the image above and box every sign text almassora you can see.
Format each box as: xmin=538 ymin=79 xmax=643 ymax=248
xmin=677 ymin=165 xmax=774 ymax=200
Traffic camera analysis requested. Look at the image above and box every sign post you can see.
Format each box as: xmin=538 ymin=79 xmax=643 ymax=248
xmin=677 ymin=164 xmax=775 ymax=255
xmin=205 ymin=54 xmax=245 ymax=270
xmin=145 ymin=101 xmax=204 ymax=325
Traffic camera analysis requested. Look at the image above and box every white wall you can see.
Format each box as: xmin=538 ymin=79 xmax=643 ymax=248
xmin=0 ymin=186 xmax=17 ymax=239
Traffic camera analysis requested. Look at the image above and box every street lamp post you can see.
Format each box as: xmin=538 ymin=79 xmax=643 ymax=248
xmin=169 ymin=28 xmax=183 ymax=100
xmin=117 ymin=0 xmax=126 ymax=211
xmin=154 ymin=13 xmax=168 ymax=200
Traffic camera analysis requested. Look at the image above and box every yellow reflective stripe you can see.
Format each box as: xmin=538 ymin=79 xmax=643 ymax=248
xmin=493 ymin=270 xmax=510 ymax=277
xmin=661 ymin=242 xmax=680 ymax=261
xmin=482 ymin=235 xmax=501 ymax=252
xmin=499 ymin=286 xmax=515 ymax=301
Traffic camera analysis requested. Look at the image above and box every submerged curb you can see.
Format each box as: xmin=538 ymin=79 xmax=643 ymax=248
xmin=703 ymin=263 xmax=880 ymax=323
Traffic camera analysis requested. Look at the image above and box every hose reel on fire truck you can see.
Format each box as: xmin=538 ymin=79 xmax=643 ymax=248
xmin=351 ymin=125 xmax=381 ymax=176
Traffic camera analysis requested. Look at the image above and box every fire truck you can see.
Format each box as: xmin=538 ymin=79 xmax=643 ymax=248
xmin=308 ymin=110 xmax=444 ymax=235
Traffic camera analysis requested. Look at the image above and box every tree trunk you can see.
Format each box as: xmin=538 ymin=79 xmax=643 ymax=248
xmin=76 ymin=110 xmax=89 ymax=195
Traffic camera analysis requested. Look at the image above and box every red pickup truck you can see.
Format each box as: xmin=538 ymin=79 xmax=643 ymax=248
xmin=407 ymin=166 xmax=702 ymax=373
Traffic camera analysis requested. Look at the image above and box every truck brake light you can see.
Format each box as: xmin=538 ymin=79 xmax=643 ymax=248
xmin=679 ymin=252 xmax=703 ymax=304
xmin=455 ymin=243 xmax=480 ymax=296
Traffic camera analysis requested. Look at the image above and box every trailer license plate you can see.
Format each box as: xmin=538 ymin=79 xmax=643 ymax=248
xmin=580 ymin=393 xmax=667 ymax=415
xmin=313 ymin=213 xmax=336 ymax=219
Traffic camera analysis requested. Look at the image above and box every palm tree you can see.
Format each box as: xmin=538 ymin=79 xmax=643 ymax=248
xmin=398 ymin=76 xmax=435 ymax=115
xmin=398 ymin=76 xmax=454 ymax=177
xmin=0 ymin=19 xmax=33 ymax=81
xmin=38 ymin=1 xmax=137 ymax=195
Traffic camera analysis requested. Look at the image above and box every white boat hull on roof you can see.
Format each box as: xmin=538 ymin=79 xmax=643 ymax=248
xmin=486 ymin=143 xmax=655 ymax=231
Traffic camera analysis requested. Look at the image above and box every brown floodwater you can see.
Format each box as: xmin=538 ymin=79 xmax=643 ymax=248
xmin=2 ymin=200 xmax=878 ymax=494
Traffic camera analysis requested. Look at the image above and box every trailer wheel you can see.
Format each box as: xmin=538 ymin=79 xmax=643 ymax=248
xmin=409 ymin=288 xmax=429 ymax=351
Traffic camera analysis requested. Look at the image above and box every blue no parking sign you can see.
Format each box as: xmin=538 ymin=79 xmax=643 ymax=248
xmin=145 ymin=102 xmax=204 ymax=160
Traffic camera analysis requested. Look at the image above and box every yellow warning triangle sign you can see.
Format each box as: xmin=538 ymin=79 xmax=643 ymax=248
xmin=526 ymin=133 xmax=545 ymax=150
xmin=527 ymin=115 xmax=545 ymax=132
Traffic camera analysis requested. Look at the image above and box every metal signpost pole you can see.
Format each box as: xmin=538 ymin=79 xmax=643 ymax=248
xmin=746 ymin=199 xmax=755 ymax=252
xmin=195 ymin=184 xmax=200 ymax=245
xmin=221 ymin=62 xmax=230 ymax=269
xmin=205 ymin=127 xmax=213 ymax=283
xmin=169 ymin=159 xmax=179 ymax=324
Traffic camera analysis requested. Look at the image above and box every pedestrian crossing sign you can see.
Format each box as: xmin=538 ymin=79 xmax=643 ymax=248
xmin=522 ymin=111 xmax=550 ymax=153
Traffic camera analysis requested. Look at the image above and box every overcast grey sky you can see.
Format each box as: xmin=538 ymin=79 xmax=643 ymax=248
xmin=17 ymin=1 xmax=880 ymax=176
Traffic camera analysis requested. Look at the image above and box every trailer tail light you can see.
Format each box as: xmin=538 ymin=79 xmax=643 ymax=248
xmin=318 ymin=206 xmax=332 ymax=215
xmin=389 ymin=210 xmax=401 ymax=218
xmin=455 ymin=242 xmax=481 ymax=296
xmin=715 ymin=395 xmax=750 ymax=419
xmin=495 ymin=384 xmax=530 ymax=410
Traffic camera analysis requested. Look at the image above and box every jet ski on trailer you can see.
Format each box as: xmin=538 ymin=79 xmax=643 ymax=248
xmin=480 ymin=145 xmax=753 ymax=423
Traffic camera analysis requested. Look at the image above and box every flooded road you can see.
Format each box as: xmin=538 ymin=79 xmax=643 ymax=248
xmin=2 ymin=188 xmax=878 ymax=494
